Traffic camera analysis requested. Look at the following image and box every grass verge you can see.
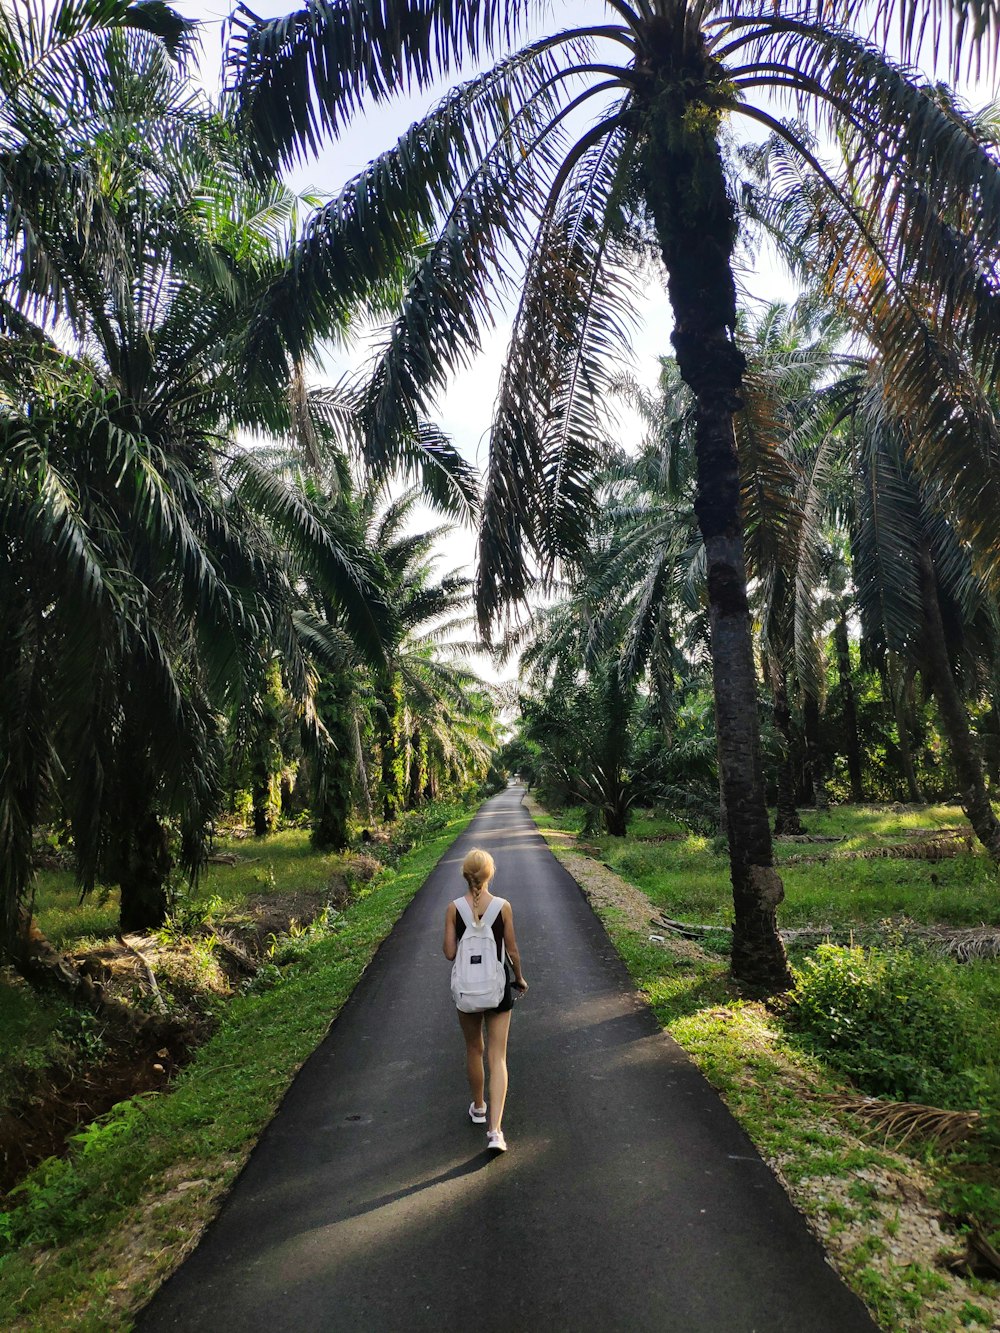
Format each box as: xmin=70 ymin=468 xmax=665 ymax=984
xmin=525 ymin=795 xmax=1000 ymax=1333
xmin=583 ymin=805 xmax=1000 ymax=930
xmin=0 ymin=805 xmax=476 ymax=1332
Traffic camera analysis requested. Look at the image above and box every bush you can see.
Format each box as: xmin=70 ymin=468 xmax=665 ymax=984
xmin=613 ymin=846 xmax=656 ymax=880
xmin=787 ymin=943 xmax=988 ymax=1107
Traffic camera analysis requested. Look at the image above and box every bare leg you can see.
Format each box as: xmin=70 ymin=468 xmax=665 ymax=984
xmin=484 ymin=1010 xmax=512 ymax=1132
xmin=458 ymin=1011 xmax=486 ymax=1109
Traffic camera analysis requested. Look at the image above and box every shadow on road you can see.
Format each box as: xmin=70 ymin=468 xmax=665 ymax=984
xmin=325 ymin=1153 xmax=494 ymax=1225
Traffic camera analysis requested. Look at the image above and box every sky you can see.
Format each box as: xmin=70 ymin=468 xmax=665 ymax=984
xmin=174 ymin=0 xmax=722 ymax=683
xmin=172 ymin=0 xmax=993 ymax=685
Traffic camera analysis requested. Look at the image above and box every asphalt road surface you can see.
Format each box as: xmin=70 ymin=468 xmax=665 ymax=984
xmin=139 ymin=786 xmax=876 ymax=1332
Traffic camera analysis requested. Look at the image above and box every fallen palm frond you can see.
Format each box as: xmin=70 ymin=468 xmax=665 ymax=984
xmin=900 ymin=827 xmax=970 ymax=840
xmin=926 ymin=928 xmax=1000 ymax=962
xmin=117 ymin=934 xmax=168 ymax=1014
xmin=825 ymin=1093 xmax=981 ymax=1149
xmin=652 ymin=916 xmax=855 ymax=945
xmin=651 ymin=915 xmax=731 ymax=940
xmin=650 ymin=916 xmax=1000 ymax=962
xmin=652 ymin=915 xmax=885 ymax=945
xmin=850 ymin=835 xmax=975 ymax=860
xmin=946 ymin=1227 xmax=1000 ymax=1281
xmin=783 ymin=834 xmax=973 ymax=866
xmin=774 ymin=834 xmax=846 ymax=843
xmin=208 ymin=929 xmax=259 ymax=976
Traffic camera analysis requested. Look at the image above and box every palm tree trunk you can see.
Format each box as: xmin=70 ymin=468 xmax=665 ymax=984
xmin=833 ymin=615 xmax=865 ymax=802
xmin=118 ymin=811 xmax=172 ymax=932
xmin=989 ymin=694 xmax=1000 ymax=788
xmin=643 ymin=96 xmax=791 ymax=990
xmin=377 ymin=670 xmax=406 ymax=822
xmin=886 ymin=657 xmax=924 ymax=803
xmin=408 ymin=727 xmax=427 ymax=808
xmin=603 ymin=800 xmax=629 ymax=837
xmin=716 ymin=754 xmax=727 ymax=838
xmin=802 ymin=692 xmax=829 ymax=812
xmin=252 ymin=762 xmax=278 ymax=837
xmin=772 ymin=664 xmax=805 ymax=835
xmin=351 ymin=713 xmax=374 ymax=821
xmin=918 ymin=543 xmax=1000 ymax=859
xmin=312 ymin=666 xmax=355 ymax=851
xmin=0 ymin=597 xmax=46 ymax=963
xmin=988 ymin=652 xmax=1000 ymax=787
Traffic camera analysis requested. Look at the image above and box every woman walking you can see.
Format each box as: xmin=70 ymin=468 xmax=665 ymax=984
xmin=443 ymin=848 xmax=528 ymax=1152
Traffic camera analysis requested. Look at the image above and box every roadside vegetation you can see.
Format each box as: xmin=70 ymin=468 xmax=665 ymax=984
xmin=0 ymin=804 xmax=476 ymax=1332
xmin=528 ymin=798 xmax=1000 ymax=1332
xmin=4 ymin=0 xmax=1000 ymax=1329
xmin=0 ymin=0 xmax=500 ymax=1251
xmin=1 ymin=801 xmax=485 ymax=1195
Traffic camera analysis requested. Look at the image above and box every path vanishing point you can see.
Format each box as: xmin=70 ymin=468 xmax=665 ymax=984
xmin=139 ymin=785 xmax=876 ymax=1332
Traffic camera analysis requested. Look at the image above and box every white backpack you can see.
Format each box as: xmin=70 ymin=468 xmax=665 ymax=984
xmin=451 ymin=896 xmax=506 ymax=1013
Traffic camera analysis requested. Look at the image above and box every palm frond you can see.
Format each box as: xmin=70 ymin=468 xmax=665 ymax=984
xmin=228 ymin=452 xmax=393 ymax=665
xmin=478 ymin=116 xmax=640 ymax=630
xmin=225 ymin=0 xmax=556 ymax=166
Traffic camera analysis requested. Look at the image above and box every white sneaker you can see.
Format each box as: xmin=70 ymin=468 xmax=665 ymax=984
xmin=487 ymin=1129 xmax=507 ymax=1152
xmin=468 ymin=1102 xmax=487 ymax=1124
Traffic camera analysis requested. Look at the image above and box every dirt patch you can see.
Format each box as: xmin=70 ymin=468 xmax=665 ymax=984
xmin=0 ymin=881 xmax=349 ymax=1203
xmin=225 ymin=886 xmax=339 ymax=955
xmin=0 ymin=1026 xmax=193 ymax=1199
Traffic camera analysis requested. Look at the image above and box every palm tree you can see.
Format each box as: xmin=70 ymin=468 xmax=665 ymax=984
xmin=228 ymin=0 xmax=1000 ymax=989
xmin=513 ymin=544 xmax=648 ymax=837
xmin=0 ymin=11 xmax=397 ymax=954
xmin=848 ymin=379 xmax=1000 ymax=857
xmin=0 ymin=0 xmax=202 ymax=955
xmin=357 ymin=486 xmax=494 ymax=820
xmin=759 ymin=139 xmax=1000 ymax=846
xmin=607 ymin=307 xmax=850 ymax=831
xmin=825 ymin=537 xmax=865 ymax=804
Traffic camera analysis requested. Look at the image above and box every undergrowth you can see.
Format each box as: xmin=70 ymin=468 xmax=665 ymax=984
xmin=786 ymin=943 xmax=999 ymax=1108
xmin=530 ymin=797 xmax=1000 ymax=1330
xmin=558 ymin=804 xmax=1000 ymax=930
xmin=0 ymin=804 xmax=476 ymax=1331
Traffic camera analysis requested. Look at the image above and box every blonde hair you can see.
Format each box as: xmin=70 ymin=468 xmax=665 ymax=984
xmin=462 ymin=848 xmax=495 ymax=923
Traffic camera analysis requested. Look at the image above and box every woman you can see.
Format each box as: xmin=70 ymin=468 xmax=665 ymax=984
xmin=443 ymin=848 xmax=528 ymax=1152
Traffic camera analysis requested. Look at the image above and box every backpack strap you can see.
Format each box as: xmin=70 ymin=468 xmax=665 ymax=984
xmin=481 ymin=897 xmax=505 ymax=930
xmin=454 ymin=896 xmax=505 ymax=930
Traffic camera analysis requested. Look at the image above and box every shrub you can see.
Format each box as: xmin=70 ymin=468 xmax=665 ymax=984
xmin=786 ymin=943 xmax=988 ymax=1107
xmin=612 ymin=847 xmax=656 ymax=880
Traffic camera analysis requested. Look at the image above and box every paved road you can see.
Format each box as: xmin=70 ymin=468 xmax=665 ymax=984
xmin=139 ymin=787 xmax=875 ymax=1332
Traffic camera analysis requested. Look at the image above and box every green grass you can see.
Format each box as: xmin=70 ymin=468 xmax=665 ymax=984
xmin=0 ymin=805 xmax=476 ymax=1332
xmin=1 ymin=829 xmax=364 ymax=1097
xmin=0 ymin=985 xmax=76 ymax=1106
xmin=530 ymin=798 xmax=1000 ymax=1331
xmin=552 ymin=804 xmax=1000 ymax=929
xmin=32 ymin=884 xmax=121 ymax=950
xmin=33 ymin=827 xmax=357 ymax=950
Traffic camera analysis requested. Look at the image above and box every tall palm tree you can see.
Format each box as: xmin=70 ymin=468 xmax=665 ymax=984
xmin=0 ymin=12 xmax=397 ymax=953
xmin=760 ymin=140 xmax=1000 ymax=846
xmin=228 ymin=0 xmax=1000 ymax=989
xmin=0 ymin=1 xmax=201 ymax=955
xmin=357 ymin=486 xmax=494 ymax=819
xmin=513 ymin=535 xmax=649 ymax=836
xmin=848 ymin=379 xmax=1000 ymax=857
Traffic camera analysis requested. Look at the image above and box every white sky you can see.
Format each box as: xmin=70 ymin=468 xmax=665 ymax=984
xmin=174 ymin=0 xmax=993 ymax=685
